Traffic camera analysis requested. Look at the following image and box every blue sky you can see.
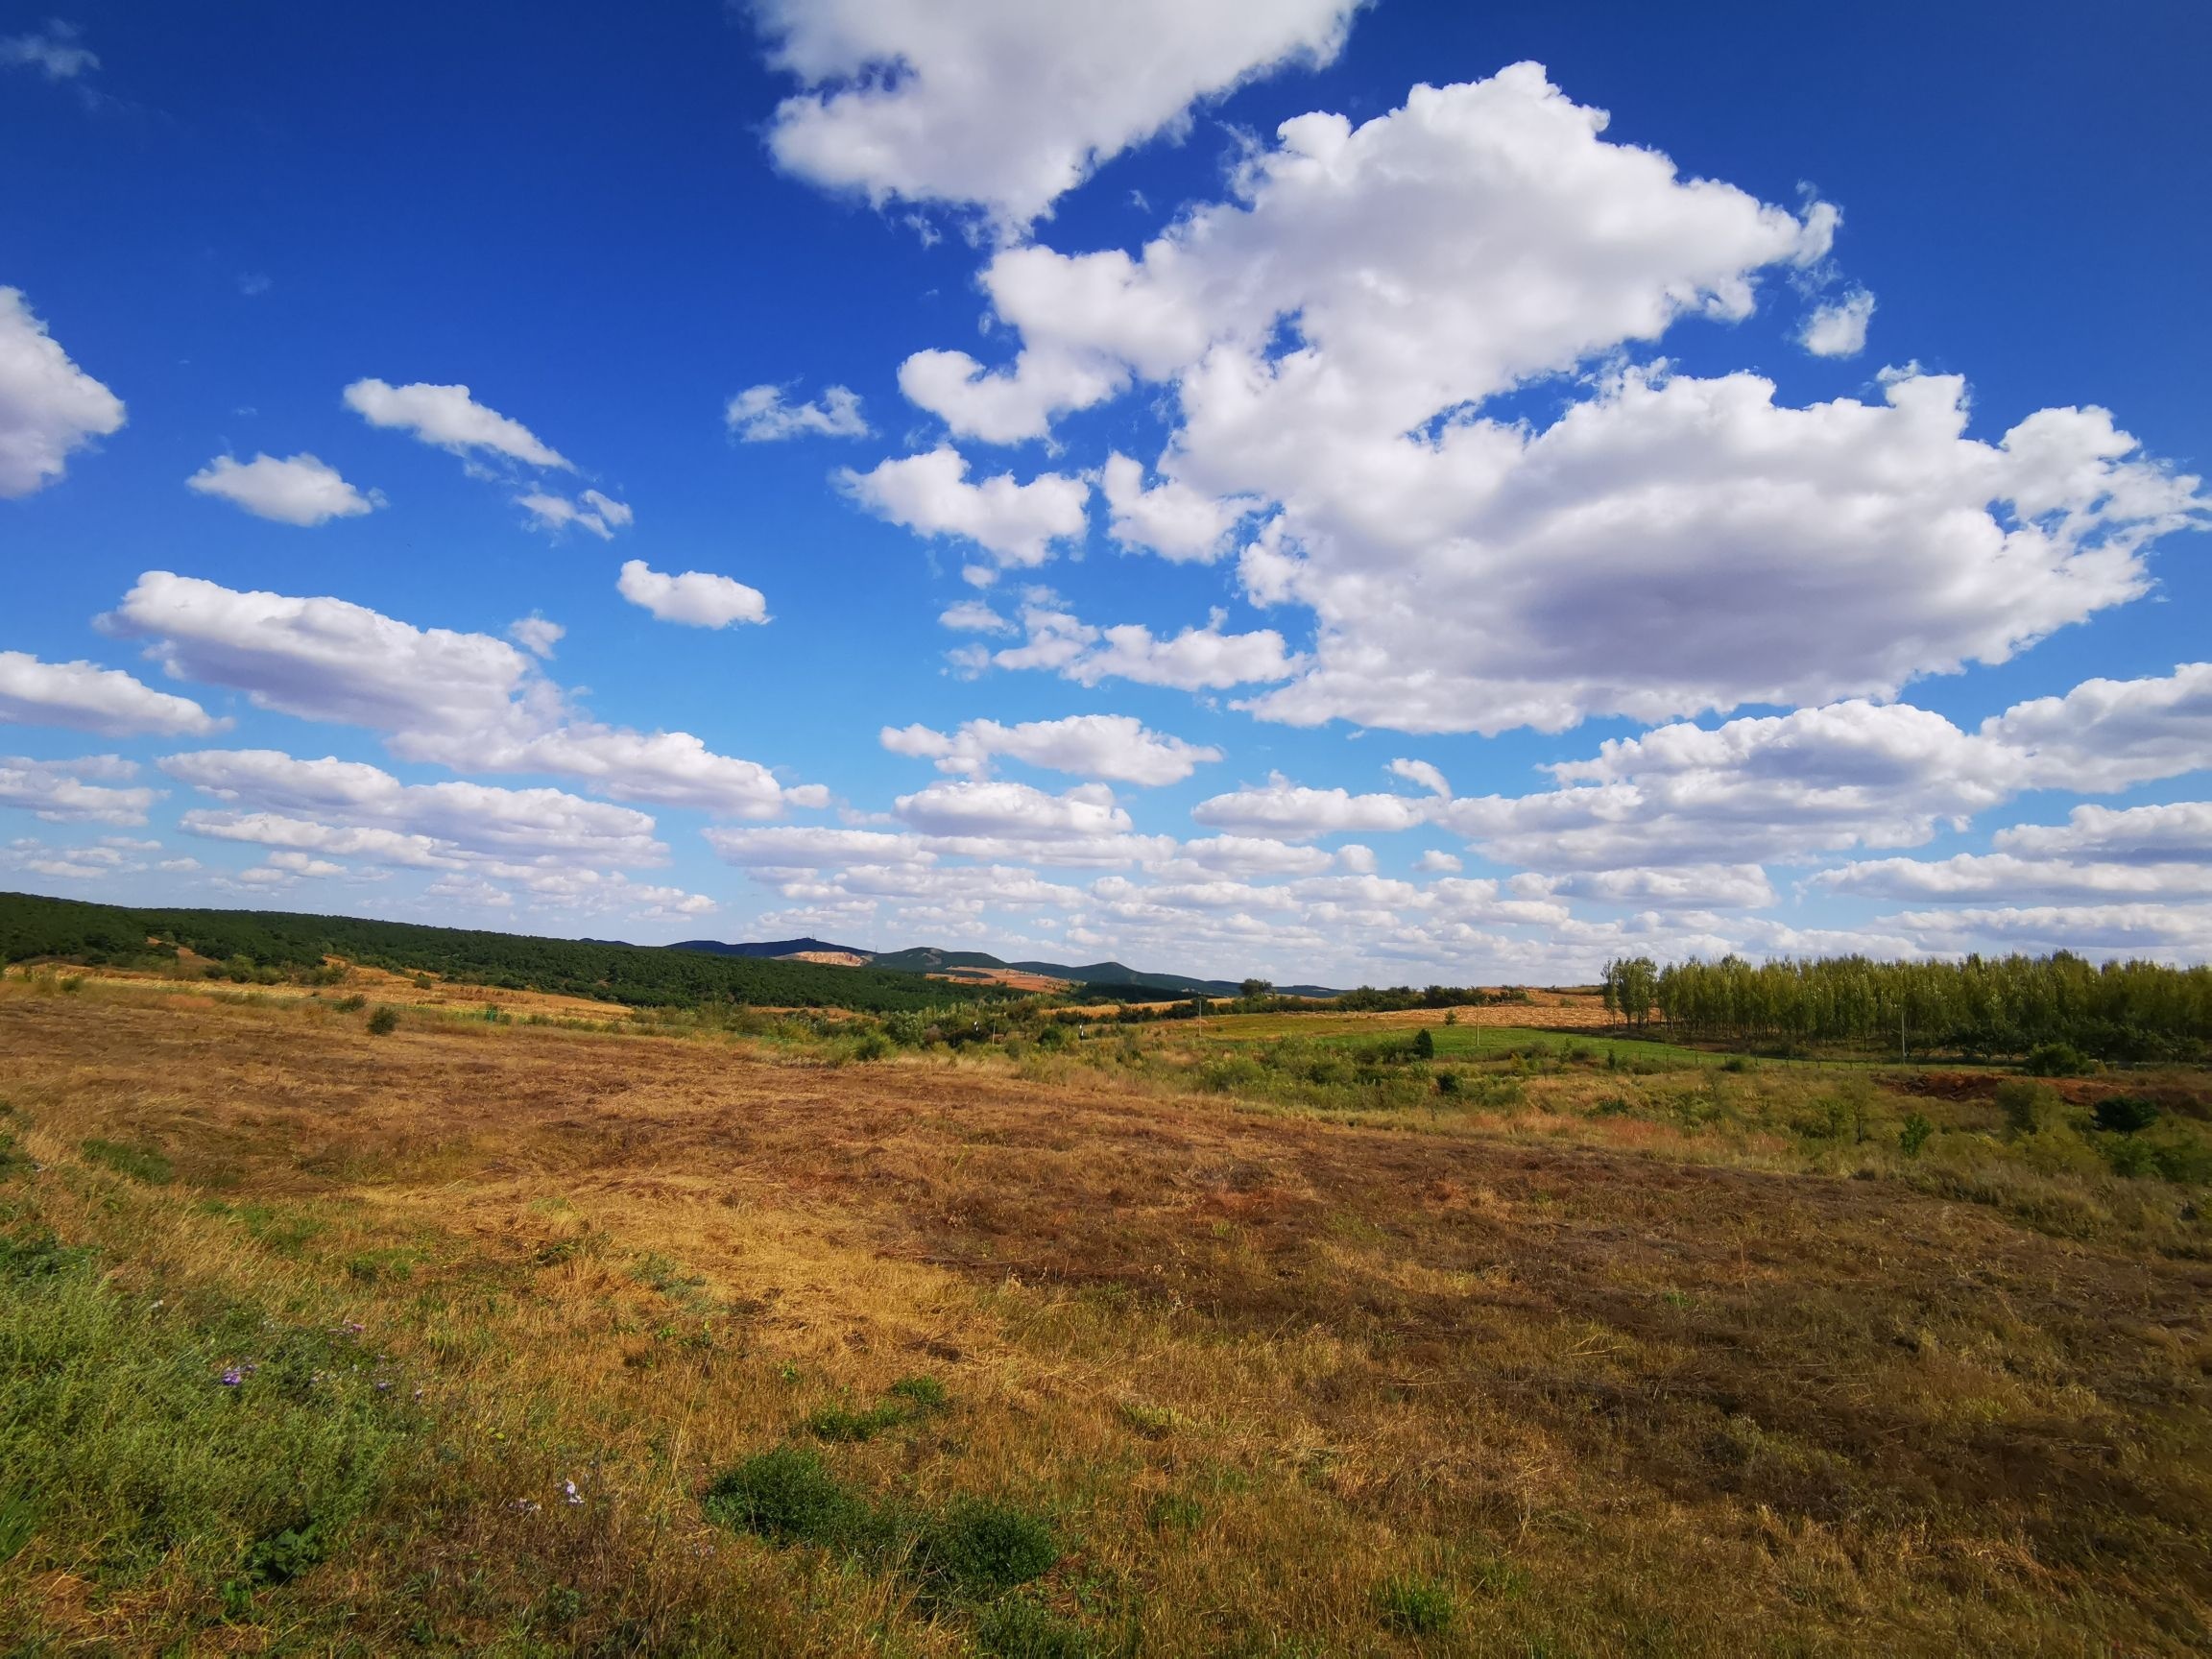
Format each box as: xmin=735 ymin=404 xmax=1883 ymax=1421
xmin=3 ymin=0 xmax=2208 ymax=983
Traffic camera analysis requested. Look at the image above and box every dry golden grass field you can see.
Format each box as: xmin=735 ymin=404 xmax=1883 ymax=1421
xmin=2 ymin=977 xmax=2209 ymax=1655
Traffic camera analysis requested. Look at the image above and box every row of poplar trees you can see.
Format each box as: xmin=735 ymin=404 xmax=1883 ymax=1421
xmin=1601 ymin=951 xmax=2212 ymax=1061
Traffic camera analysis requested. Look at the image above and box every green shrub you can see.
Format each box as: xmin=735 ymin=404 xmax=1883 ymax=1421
xmin=918 ymin=1499 xmax=1060 ymax=1596
xmin=366 ymin=1006 xmax=399 ymax=1036
xmin=1997 ymin=1079 xmax=2060 ymax=1137
xmin=2094 ymin=1094 xmax=2160 ymax=1135
xmin=332 ymin=994 xmax=367 ymax=1013
xmin=2024 ymin=1043 xmax=2090 ymax=1077
xmin=1376 ymin=1574 xmax=1457 ymax=1635
xmin=81 ymin=1138 xmax=174 ymax=1185
xmin=1899 ymin=1113 xmax=1935 ymax=1158
xmin=1412 ymin=1028 xmax=1435 ymax=1060
xmin=702 ymin=1445 xmax=870 ymax=1549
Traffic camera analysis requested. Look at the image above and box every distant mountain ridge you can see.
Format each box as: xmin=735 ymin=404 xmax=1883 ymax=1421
xmin=670 ymin=935 xmax=872 ymax=961
xmin=666 ymin=937 xmax=1342 ymax=998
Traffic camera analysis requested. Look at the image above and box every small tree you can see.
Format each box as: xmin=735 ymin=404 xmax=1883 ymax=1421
xmin=1412 ymin=1027 xmax=1435 ymax=1060
xmin=1239 ymin=978 xmax=1273 ymax=999
xmin=1602 ymin=957 xmax=1659 ymax=1029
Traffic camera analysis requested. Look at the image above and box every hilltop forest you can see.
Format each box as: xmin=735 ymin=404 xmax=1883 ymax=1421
xmin=0 ymin=892 xmax=999 ymax=1013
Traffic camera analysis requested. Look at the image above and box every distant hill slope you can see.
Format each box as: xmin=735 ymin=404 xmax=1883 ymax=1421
xmin=670 ymin=935 xmax=873 ymax=961
xmin=664 ymin=934 xmax=1342 ymax=999
xmin=0 ymin=892 xmax=995 ymax=1013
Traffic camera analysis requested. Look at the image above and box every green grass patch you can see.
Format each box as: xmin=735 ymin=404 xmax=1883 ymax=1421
xmin=79 ymin=1137 xmax=175 ymax=1184
xmin=0 ymin=1223 xmax=415 ymax=1617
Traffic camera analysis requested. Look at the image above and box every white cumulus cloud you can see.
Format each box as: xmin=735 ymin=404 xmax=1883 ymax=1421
xmin=616 ymin=560 xmax=769 ymax=629
xmin=0 ymin=651 xmax=222 ymax=737
xmin=0 ymin=287 xmax=125 ymax=497
xmin=1799 ymin=288 xmax=1875 ymax=357
xmin=842 ymin=446 xmax=1089 ymax=569
xmin=344 ymin=378 xmax=572 ymax=469
xmin=186 ymin=452 xmax=378 ymax=526
xmin=753 ymin=0 xmax=1361 ymax=229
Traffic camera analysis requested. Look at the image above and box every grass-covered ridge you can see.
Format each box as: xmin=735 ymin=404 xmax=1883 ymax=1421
xmin=0 ymin=889 xmax=1002 ymax=1012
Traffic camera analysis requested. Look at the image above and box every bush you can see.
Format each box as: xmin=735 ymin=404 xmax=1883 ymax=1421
xmin=918 ymin=1499 xmax=1060 ymax=1596
xmin=1412 ymin=1028 xmax=1435 ymax=1060
xmin=366 ymin=1006 xmax=399 ymax=1037
xmin=1376 ymin=1574 xmax=1457 ymax=1635
xmin=2024 ymin=1043 xmax=2090 ymax=1077
xmin=332 ymin=994 xmax=367 ymax=1013
xmin=2094 ymin=1094 xmax=2161 ymax=1135
xmin=1997 ymin=1079 xmax=2060 ymax=1137
xmin=1899 ymin=1113 xmax=1935 ymax=1158
xmin=702 ymin=1446 xmax=870 ymax=1549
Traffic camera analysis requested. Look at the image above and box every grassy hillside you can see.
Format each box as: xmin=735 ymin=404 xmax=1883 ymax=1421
xmin=0 ymin=891 xmax=998 ymax=1013
xmin=1 ymin=976 xmax=2207 ymax=1653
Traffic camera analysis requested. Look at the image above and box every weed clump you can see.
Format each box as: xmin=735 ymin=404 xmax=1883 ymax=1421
xmin=701 ymin=1446 xmax=871 ymax=1549
xmin=887 ymin=1374 xmax=947 ymax=1409
xmin=918 ymin=1499 xmax=1061 ymax=1596
xmin=806 ymin=1402 xmax=906 ymax=1443
xmin=974 ymin=1596 xmax=1096 ymax=1657
xmin=1375 ymin=1574 xmax=1457 ymax=1635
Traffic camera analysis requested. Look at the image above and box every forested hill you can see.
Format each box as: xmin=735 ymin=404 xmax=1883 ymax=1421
xmin=0 ymin=891 xmax=1001 ymax=1013
xmin=670 ymin=936 xmax=872 ymax=960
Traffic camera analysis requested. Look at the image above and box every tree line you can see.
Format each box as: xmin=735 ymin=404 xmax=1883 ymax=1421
xmin=1603 ymin=951 xmax=2212 ymax=1061
xmin=0 ymin=891 xmax=1001 ymax=1014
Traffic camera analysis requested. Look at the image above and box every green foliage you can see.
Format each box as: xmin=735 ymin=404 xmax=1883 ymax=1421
xmin=887 ymin=1374 xmax=947 ymax=1409
xmin=1997 ymin=1079 xmax=2061 ymax=1138
xmin=0 ymin=889 xmax=1005 ymax=1015
xmin=1602 ymin=956 xmax=1659 ymax=1027
xmin=80 ymin=1137 xmax=174 ymax=1184
xmin=974 ymin=1596 xmax=1098 ymax=1658
xmin=701 ymin=1446 xmax=873 ymax=1549
xmin=806 ymin=1402 xmax=907 ymax=1442
xmin=1412 ymin=1027 xmax=1435 ymax=1060
xmin=1652 ymin=950 xmax=2211 ymax=1062
xmin=1898 ymin=1113 xmax=1935 ymax=1158
xmin=1147 ymin=1493 xmax=1205 ymax=1533
xmin=917 ymin=1499 xmax=1061 ymax=1597
xmin=2024 ymin=1042 xmax=2091 ymax=1076
xmin=366 ymin=1005 xmax=400 ymax=1036
xmin=2094 ymin=1094 xmax=2161 ymax=1134
xmin=0 ymin=1225 xmax=413 ymax=1604
xmin=1375 ymin=1574 xmax=1457 ymax=1635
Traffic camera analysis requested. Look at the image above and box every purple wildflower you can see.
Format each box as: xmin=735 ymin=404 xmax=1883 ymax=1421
xmin=219 ymin=1365 xmax=244 ymax=1387
xmin=562 ymin=1479 xmax=583 ymax=1506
